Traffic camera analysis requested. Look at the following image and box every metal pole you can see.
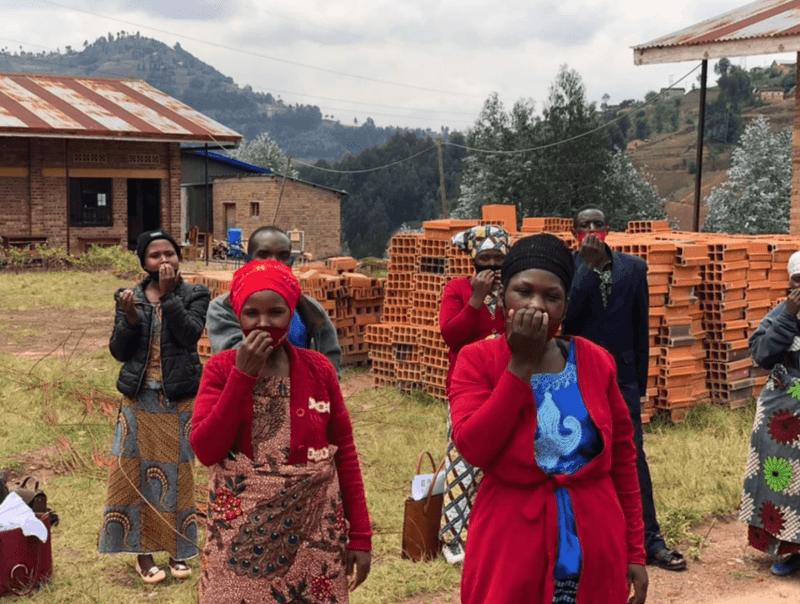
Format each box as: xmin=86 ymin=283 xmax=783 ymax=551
xmin=436 ymin=140 xmax=448 ymax=218
xmin=693 ymin=60 xmax=708 ymax=232
xmin=272 ymin=158 xmax=292 ymax=226
xmin=204 ymin=143 xmax=209 ymax=266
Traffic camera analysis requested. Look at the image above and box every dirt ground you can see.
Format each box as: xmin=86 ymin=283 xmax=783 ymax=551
xmin=5 ymin=307 xmax=800 ymax=603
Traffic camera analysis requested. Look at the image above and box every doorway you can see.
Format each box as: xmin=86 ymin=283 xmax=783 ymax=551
xmin=127 ymin=179 xmax=161 ymax=250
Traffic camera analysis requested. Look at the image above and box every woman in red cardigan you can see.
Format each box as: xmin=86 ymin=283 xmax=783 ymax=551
xmin=191 ymin=260 xmax=371 ymax=604
xmin=438 ymin=224 xmax=510 ymax=563
xmin=450 ymin=234 xmax=648 ymax=604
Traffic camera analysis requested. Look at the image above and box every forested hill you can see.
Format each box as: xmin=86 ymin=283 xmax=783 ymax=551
xmin=297 ymin=131 xmax=469 ymax=259
xmin=0 ymin=32 xmax=437 ymax=162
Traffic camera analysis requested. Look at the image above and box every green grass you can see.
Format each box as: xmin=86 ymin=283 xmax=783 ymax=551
xmin=645 ymin=402 xmax=756 ymax=547
xmin=0 ymin=272 xmax=125 ymax=313
xmin=0 ymin=270 xmax=762 ymax=602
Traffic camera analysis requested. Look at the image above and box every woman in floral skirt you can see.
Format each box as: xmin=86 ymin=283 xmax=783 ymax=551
xmin=191 ymin=259 xmax=371 ymax=603
xmin=741 ymin=250 xmax=800 ymax=576
xmin=100 ymin=229 xmax=209 ymax=583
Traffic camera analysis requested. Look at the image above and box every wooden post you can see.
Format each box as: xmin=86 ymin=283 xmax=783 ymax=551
xmin=272 ymin=158 xmax=292 ymax=226
xmin=791 ymin=51 xmax=800 ymax=235
xmin=436 ymin=140 xmax=448 ymax=218
xmin=65 ymin=139 xmax=70 ymax=254
xmin=204 ymin=143 xmax=210 ymax=265
xmin=693 ymin=60 xmax=708 ymax=232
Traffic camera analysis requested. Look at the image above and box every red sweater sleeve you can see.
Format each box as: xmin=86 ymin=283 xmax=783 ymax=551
xmin=325 ymin=362 xmax=373 ymax=552
xmin=604 ymin=352 xmax=646 ymax=565
xmin=439 ymin=279 xmax=482 ymax=350
xmin=449 ymin=341 xmax=534 ymax=468
xmin=190 ymin=351 xmax=258 ymax=466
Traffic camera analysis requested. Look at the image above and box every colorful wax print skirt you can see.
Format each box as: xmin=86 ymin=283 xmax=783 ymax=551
xmin=740 ymin=364 xmax=800 ymax=556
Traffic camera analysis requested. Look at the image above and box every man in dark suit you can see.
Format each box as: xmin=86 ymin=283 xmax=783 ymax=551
xmin=562 ymin=205 xmax=686 ymax=572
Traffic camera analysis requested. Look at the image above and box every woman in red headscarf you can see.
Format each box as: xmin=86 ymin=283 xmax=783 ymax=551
xmin=191 ymin=260 xmax=372 ymax=604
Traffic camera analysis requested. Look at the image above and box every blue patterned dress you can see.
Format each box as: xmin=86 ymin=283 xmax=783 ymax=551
xmin=532 ymin=340 xmax=602 ymax=603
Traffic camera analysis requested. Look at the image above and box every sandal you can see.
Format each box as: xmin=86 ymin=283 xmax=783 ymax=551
xmin=647 ymin=548 xmax=687 ymax=571
xmin=168 ymin=558 xmax=192 ymax=579
xmin=135 ymin=557 xmax=166 ymax=584
xmin=770 ymin=553 xmax=800 ymax=576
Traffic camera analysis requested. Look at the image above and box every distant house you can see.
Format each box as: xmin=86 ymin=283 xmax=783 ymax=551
xmin=771 ymin=60 xmax=796 ymax=75
xmin=210 ymin=174 xmax=345 ymax=260
xmin=627 ymin=139 xmax=647 ymax=153
xmin=180 ymin=149 xmax=269 ymax=242
xmin=0 ymin=73 xmax=241 ymax=252
xmin=755 ymin=86 xmax=785 ymax=104
xmin=660 ymin=87 xmax=685 ymax=100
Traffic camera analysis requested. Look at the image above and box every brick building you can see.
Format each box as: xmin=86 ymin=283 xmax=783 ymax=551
xmin=0 ymin=73 xmax=241 ymax=253
xmin=212 ymin=174 xmax=345 ymax=260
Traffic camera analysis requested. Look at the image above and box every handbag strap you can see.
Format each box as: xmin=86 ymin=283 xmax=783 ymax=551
xmin=422 ymin=458 xmax=447 ymax=513
xmin=17 ymin=477 xmax=40 ymax=492
xmin=415 ymin=452 xmax=436 ymax=475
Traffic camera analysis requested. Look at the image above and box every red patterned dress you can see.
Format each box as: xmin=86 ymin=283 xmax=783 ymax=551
xmin=200 ymin=377 xmax=349 ymax=604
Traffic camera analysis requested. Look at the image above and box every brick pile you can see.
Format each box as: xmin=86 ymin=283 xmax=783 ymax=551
xmin=367 ymin=207 xmax=800 ymax=424
xmin=183 ymin=256 xmax=384 ymax=366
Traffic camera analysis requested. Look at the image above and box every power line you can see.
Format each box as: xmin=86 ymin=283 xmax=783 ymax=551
xmin=292 ymin=62 xmax=703 ymax=174
xmin=33 ymin=0 xmax=486 ymax=99
xmin=292 ymin=145 xmax=438 ymax=173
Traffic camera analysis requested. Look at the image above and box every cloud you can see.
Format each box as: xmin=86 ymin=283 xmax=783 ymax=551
xmin=116 ymin=0 xmax=239 ymax=20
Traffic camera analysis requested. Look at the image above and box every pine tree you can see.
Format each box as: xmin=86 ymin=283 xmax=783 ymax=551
xmin=703 ymin=116 xmax=791 ymax=233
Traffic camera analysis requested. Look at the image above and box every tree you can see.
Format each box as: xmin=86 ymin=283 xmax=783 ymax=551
xmin=595 ymin=151 xmax=667 ymax=231
xmin=453 ymin=66 xmax=615 ymax=221
xmin=703 ymin=116 xmax=792 ymax=234
xmin=229 ymin=133 xmax=299 ymax=177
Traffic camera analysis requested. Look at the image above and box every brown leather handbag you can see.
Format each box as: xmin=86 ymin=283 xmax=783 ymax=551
xmin=9 ymin=477 xmax=47 ymax=514
xmin=401 ymin=452 xmax=445 ymax=562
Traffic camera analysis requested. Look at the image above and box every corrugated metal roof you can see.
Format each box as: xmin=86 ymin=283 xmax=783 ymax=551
xmin=190 ymin=149 xmax=271 ymax=174
xmin=636 ymin=0 xmax=800 ymax=49
xmin=0 ymin=73 xmax=242 ymax=144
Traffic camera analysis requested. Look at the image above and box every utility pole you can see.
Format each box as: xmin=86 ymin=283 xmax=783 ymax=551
xmin=436 ymin=140 xmax=448 ymax=218
xmin=272 ymin=158 xmax=292 ymax=226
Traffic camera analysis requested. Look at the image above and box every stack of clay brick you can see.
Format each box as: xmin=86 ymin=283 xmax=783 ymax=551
xmin=367 ymin=204 xmax=800 ymax=423
xmin=184 ymin=256 xmax=384 ymax=367
xmin=366 ymin=218 xmax=482 ymax=400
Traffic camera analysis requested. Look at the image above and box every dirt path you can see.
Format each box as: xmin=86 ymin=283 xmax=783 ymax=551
xmin=398 ymin=515 xmax=800 ymax=603
xmin=6 ymin=308 xmax=800 ymax=603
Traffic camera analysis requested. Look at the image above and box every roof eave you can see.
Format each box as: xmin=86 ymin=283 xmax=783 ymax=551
xmin=0 ymin=130 xmax=241 ymax=146
xmin=634 ymin=34 xmax=800 ymax=65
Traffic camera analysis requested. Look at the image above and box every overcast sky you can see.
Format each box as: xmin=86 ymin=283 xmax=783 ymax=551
xmin=1 ymin=0 xmax=796 ymax=134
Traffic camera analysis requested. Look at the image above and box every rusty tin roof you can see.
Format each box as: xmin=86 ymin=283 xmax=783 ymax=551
xmin=634 ymin=0 xmax=800 ymax=64
xmin=0 ymin=73 xmax=242 ymax=144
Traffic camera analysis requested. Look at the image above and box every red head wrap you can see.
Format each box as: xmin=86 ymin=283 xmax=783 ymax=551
xmin=229 ymin=259 xmax=301 ymax=318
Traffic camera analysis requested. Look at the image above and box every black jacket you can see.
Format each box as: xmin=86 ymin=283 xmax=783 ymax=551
xmin=110 ymin=279 xmax=210 ymax=401
xmin=562 ymin=248 xmax=649 ymax=406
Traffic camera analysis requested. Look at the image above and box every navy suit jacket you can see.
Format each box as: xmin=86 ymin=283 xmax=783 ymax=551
xmin=562 ymin=248 xmax=649 ymax=405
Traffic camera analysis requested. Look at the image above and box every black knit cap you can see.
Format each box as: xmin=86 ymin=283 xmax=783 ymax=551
xmin=501 ymin=233 xmax=575 ymax=294
xmin=136 ymin=229 xmax=182 ymax=268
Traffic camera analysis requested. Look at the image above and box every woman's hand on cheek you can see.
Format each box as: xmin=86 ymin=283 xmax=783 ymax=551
xmin=235 ymin=330 xmax=274 ymax=376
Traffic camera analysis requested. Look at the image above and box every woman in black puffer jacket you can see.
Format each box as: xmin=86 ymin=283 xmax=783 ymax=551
xmin=98 ymin=230 xmax=209 ymax=585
